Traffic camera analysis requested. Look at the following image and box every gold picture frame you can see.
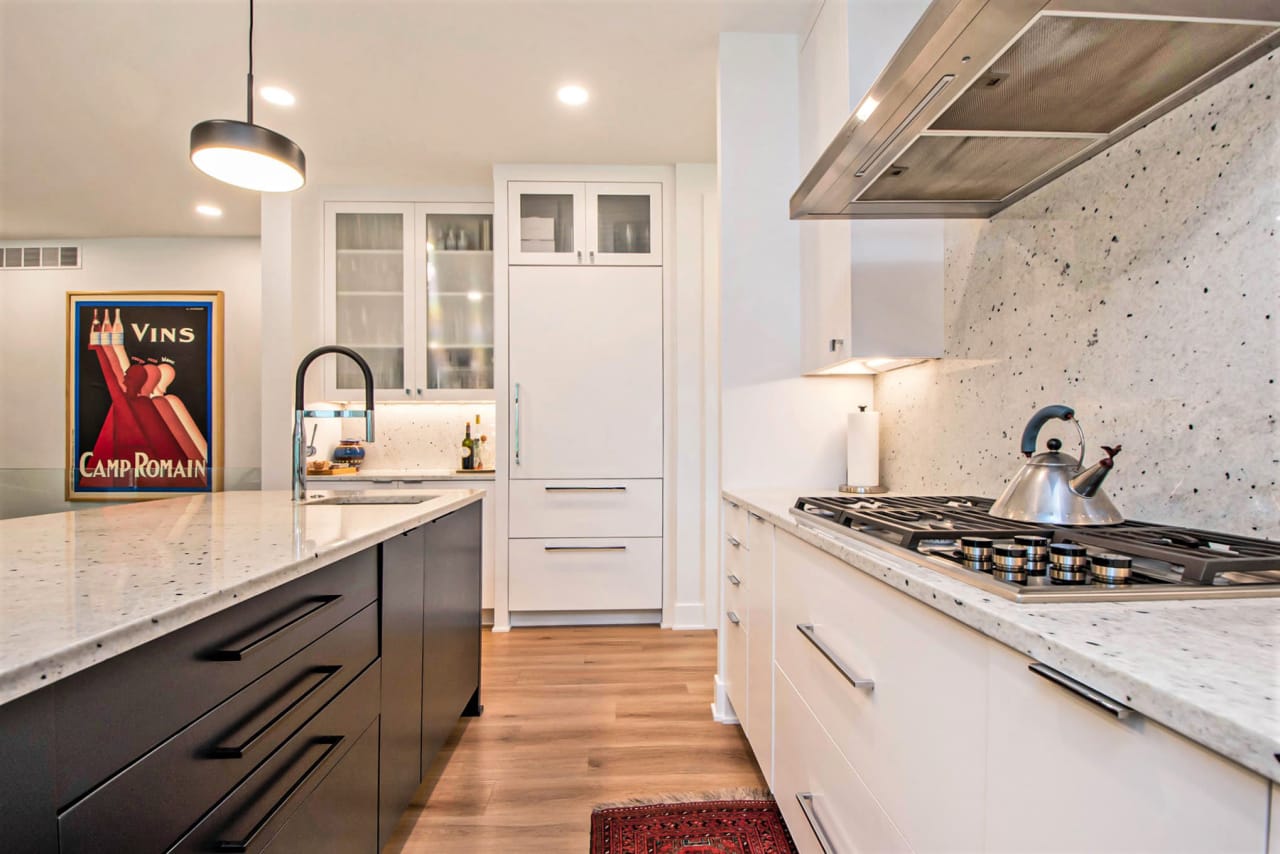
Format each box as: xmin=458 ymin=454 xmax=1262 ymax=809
xmin=65 ymin=291 xmax=224 ymax=501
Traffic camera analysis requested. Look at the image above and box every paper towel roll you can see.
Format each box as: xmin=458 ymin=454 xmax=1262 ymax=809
xmin=847 ymin=409 xmax=880 ymax=488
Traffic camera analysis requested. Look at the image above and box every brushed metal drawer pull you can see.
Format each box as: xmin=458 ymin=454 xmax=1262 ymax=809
xmin=208 ymin=666 xmax=343 ymax=759
xmin=544 ymin=485 xmax=628 ymax=492
xmin=214 ymin=736 xmax=343 ymax=851
xmin=1029 ymin=663 xmax=1134 ymax=720
xmin=726 ymin=610 xmax=741 ymax=625
xmin=208 ymin=596 xmax=343 ymax=661
xmin=796 ymin=793 xmax=840 ymax=854
xmin=748 ymin=511 xmax=765 ymax=522
xmin=727 ymin=536 xmax=741 ymax=548
xmin=727 ymin=574 xmax=741 ymax=586
xmin=543 ymin=545 xmax=628 ymax=552
xmin=796 ymin=624 xmax=874 ymax=690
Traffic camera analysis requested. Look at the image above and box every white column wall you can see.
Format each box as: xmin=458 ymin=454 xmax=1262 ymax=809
xmin=717 ymin=32 xmax=873 ymax=492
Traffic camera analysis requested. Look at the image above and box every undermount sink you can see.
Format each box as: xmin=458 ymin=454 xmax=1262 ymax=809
xmin=303 ymin=494 xmax=439 ymax=506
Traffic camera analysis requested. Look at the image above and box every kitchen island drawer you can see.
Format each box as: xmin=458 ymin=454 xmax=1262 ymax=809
xmin=723 ymin=604 xmax=748 ymax=726
xmin=169 ymin=660 xmax=381 ymax=853
xmin=509 ymin=479 xmax=661 ymax=538
xmin=57 ymin=604 xmax=378 ymax=853
xmin=54 ymin=550 xmax=378 ymax=805
xmin=509 ymin=538 xmax=661 ymax=610
xmin=774 ymin=664 xmax=911 ymax=854
xmin=774 ymin=529 xmax=988 ymax=853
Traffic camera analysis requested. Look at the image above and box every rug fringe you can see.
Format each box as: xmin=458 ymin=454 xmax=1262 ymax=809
xmin=593 ymin=788 xmax=774 ymax=811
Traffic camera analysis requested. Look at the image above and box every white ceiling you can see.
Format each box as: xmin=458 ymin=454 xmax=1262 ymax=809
xmin=0 ymin=0 xmax=817 ymax=238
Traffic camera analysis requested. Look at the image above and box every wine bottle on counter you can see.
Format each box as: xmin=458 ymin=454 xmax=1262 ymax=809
xmin=461 ymin=421 xmax=474 ymax=470
xmin=473 ymin=413 xmax=484 ymax=469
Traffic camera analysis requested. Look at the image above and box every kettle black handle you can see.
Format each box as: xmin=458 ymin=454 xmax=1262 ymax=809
xmin=1021 ymin=405 xmax=1075 ymax=457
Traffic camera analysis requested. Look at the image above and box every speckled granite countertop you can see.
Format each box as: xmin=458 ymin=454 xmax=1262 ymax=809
xmin=725 ymin=488 xmax=1280 ymax=783
xmin=0 ymin=488 xmax=483 ymax=707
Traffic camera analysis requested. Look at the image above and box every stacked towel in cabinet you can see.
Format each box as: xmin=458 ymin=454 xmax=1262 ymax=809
xmin=521 ymin=216 xmax=556 ymax=252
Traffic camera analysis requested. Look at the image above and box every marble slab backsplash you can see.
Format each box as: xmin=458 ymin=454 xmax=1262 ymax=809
xmin=305 ymin=403 xmax=496 ymax=472
xmin=876 ymin=53 xmax=1278 ymax=538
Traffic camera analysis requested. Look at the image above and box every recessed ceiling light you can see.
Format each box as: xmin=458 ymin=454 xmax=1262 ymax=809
xmin=855 ymin=96 xmax=879 ymax=122
xmin=260 ymin=86 xmax=296 ymax=107
xmin=557 ymin=84 xmax=589 ymax=106
xmin=196 ymin=204 xmax=223 ymax=217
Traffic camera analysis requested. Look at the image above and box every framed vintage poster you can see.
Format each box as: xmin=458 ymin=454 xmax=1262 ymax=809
xmin=66 ymin=291 xmax=224 ymax=501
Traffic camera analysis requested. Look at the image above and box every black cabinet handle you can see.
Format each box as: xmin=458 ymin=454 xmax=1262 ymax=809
xmin=1029 ymin=663 xmax=1134 ymax=720
xmin=215 ymin=736 xmax=343 ymax=852
xmin=207 ymin=596 xmax=342 ymax=661
xmin=208 ymin=666 xmax=343 ymax=759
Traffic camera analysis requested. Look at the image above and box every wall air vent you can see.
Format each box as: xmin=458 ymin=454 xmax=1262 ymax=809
xmin=0 ymin=245 xmax=81 ymax=270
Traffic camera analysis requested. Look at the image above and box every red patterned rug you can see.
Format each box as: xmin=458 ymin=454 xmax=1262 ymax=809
xmin=590 ymin=798 xmax=797 ymax=854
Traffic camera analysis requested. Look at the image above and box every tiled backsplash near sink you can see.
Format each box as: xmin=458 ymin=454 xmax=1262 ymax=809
xmin=307 ymin=403 xmax=496 ymax=472
xmin=876 ymin=53 xmax=1278 ymax=538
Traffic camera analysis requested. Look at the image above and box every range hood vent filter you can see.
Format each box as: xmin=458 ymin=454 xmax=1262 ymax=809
xmin=930 ymin=15 xmax=1277 ymax=135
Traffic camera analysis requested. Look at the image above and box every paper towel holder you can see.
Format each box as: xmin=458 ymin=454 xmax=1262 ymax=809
xmin=841 ymin=405 xmax=888 ymax=494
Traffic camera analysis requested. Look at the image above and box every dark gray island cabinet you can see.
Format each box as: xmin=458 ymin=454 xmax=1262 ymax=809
xmin=0 ymin=501 xmax=482 ymax=854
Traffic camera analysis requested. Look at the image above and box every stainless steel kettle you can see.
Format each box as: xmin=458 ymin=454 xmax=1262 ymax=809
xmin=990 ymin=405 xmax=1123 ymax=526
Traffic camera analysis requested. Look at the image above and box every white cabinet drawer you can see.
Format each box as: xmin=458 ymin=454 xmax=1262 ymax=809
xmin=775 ymin=530 xmax=988 ymax=853
xmin=774 ymin=665 xmax=912 ymax=854
xmin=723 ymin=605 xmax=749 ymax=726
xmin=510 ymin=479 xmax=661 ymax=538
xmin=985 ymin=642 xmax=1270 ymax=854
xmin=509 ymin=537 xmax=661 ymax=611
xmin=725 ymin=500 xmax=747 ymax=548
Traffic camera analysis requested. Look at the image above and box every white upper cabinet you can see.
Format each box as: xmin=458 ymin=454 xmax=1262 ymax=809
xmin=324 ymin=201 xmax=494 ymax=401
xmin=797 ymin=0 xmax=942 ymax=375
xmin=509 ymin=181 xmax=661 ymax=266
xmin=325 ymin=203 xmax=417 ymax=399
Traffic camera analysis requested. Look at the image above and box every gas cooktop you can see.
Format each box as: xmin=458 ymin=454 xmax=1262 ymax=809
xmin=791 ymin=495 xmax=1280 ymax=603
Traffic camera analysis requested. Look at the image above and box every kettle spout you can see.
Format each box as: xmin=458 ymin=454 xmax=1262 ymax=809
xmin=1070 ymin=445 xmax=1121 ymax=498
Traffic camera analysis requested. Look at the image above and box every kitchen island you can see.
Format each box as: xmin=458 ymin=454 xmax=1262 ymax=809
xmin=0 ymin=488 xmax=485 ymax=853
xmin=721 ymin=488 xmax=1280 ymax=854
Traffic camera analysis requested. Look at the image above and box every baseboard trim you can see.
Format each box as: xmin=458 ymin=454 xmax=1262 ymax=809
xmin=509 ymin=609 xmax=662 ymax=628
xmin=671 ymin=601 xmax=713 ymax=630
xmin=711 ymin=674 xmax=739 ymax=724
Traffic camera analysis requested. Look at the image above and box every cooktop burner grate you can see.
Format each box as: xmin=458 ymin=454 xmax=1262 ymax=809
xmin=792 ymin=495 xmax=1280 ymax=587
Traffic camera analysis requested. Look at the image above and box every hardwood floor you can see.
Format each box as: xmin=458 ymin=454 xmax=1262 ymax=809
xmin=384 ymin=626 xmax=765 ymax=852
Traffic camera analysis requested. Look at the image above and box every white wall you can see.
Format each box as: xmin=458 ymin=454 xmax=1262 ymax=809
xmin=0 ymin=237 xmax=261 ymax=516
xmin=718 ymin=32 xmax=873 ymax=490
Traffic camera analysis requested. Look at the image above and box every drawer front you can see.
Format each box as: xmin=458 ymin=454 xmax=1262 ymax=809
xmin=774 ymin=665 xmax=912 ymax=854
xmin=509 ymin=479 xmax=661 ymax=538
xmin=59 ymin=604 xmax=378 ymax=853
xmin=509 ymin=538 xmax=661 ymax=611
xmin=774 ymin=530 xmax=988 ymax=853
xmin=723 ymin=607 xmax=748 ymax=727
xmin=724 ymin=563 xmax=748 ymax=629
xmin=724 ymin=528 xmax=748 ymax=583
xmin=171 ymin=660 xmax=381 ymax=853
xmin=724 ymin=500 xmax=747 ymax=550
xmin=262 ymin=718 xmax=379 ymax=854
xmin=54 ymin=549 xmax=379 ymax=805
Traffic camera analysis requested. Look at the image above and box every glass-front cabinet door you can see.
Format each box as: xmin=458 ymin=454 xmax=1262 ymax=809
xmin=507 ymin=181 xmax=586 ymax=265
xmin=416 ymin=203 xmax=494 ymax=398
xmin=587 ymin=182 xmax=662 ymax=266
xmin=325 ymin=203 xmax=416 ymax=400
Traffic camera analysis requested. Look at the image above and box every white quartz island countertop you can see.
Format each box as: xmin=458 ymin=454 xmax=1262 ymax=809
xmin=726 ymin=488 xmax=1280 ymax=784
xmin=0 ymin=488 xmax=483 ymax=707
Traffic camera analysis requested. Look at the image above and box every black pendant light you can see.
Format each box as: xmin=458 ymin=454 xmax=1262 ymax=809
xmin=190 ymin=0 xmax=305 ymax=192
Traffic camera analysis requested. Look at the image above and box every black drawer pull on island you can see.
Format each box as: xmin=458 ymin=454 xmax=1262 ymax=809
xmin=210 ymin=666 xmax=344 ymax=759
xmin=215 ymin=736 xmax=345 ymax=853
xmin=208 ymin=596 xmax=344 ymax=661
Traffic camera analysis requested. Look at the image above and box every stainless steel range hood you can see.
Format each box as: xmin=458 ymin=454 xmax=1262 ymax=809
xmin=791 ymin=0 xmax=1280 ymax=220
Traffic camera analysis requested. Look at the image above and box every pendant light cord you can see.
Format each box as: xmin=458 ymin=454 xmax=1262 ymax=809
xmin=245 ymin=0 xmax=255 ymax=124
